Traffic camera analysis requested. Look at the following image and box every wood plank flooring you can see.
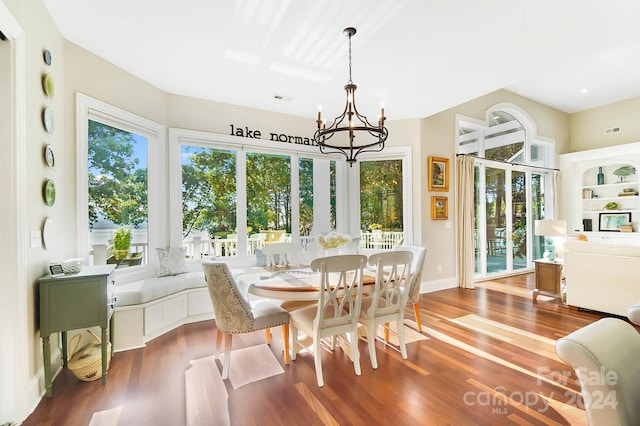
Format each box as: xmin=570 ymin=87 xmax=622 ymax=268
xmin=24 ymin=273 xmax=621 ymax=426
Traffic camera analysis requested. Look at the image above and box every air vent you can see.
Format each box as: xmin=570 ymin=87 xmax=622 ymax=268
xmin=273 ymin=94 xmax=292 ymax=101
xmin=604 ymin=126 xmax=621 ymax=135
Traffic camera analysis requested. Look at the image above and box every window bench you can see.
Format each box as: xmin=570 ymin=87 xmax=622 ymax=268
xmin=112 ymin=271 xmax=214 ymax=351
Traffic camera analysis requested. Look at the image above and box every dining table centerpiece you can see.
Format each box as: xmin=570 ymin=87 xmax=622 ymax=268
xmin=316 ymin=231 xmax=356 ymax=255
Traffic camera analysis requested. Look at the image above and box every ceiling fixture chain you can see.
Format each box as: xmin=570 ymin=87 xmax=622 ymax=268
xmin=313 ymin=27 xmax=388 ymax=166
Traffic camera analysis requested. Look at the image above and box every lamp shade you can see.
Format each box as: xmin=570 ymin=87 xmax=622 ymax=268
xmin=534 ymin=220 xmax=567 ymax=237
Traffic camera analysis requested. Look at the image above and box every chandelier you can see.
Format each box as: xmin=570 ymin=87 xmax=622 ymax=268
xmin=314 ymin=27 xmax=388 ymax=166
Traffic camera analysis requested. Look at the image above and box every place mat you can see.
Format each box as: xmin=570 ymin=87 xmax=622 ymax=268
xmin=185 ymin=356 xmax=230 ymax=426
xmin=221 ymin=344 xmax=285 ymax=390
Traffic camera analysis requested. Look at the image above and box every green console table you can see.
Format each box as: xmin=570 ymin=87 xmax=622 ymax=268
xmin=38 ymin=264 xmax=116 ymax=397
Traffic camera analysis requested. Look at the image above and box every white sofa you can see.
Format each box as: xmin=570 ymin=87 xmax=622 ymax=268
xmin=563 ymin=241 xmax=640 ymax=316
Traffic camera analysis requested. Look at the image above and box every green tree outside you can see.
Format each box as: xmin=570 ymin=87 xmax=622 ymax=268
xmin=88 ymin=120 xmax=147 ymax=229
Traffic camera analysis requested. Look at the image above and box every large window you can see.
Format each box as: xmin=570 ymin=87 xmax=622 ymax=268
xmin=172 ymin=130 xmax=343 ymax=259
xmin=459 ymin=105 xmax=555 ymax=278
xmin=77 ymin=94 xmax=163 ymax=274
xmin=359 ymin=159 xmax=405 ymax=249
xmin=87 ymin=120 xmax=148 ymax=267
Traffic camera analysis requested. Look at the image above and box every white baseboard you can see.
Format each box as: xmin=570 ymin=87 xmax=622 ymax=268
xmin=420 ymin=277 xmax=458 ymax=293
xmin=23 ymin=344 xmax=63 ymax=423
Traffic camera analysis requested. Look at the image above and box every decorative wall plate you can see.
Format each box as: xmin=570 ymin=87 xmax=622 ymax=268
xmin=44 ymin=144 xmax=55 ymax=168
xmin=43 ymin=179 xmax=56 ymax=206
xmin=42 ymin=217 xmax=56 ymax=249
xmin=43 ymin=49 xmax=52 ymax=66
xmin=42 ymin=73 xmax=54 ymax=98
xmin=42 ymin=107 xmax=54 ymax=134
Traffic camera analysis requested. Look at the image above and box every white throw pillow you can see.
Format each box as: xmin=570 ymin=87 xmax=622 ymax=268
xmin=156 ymin=247 xmax=189 ymax=277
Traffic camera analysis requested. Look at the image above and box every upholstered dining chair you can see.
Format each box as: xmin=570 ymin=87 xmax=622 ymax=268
xmin=202 ymin=260 xmax=290 ymax=380
xmin=290 ymin=254 xmax=367 ymax=387
xmin=359 ymin=250 xmax=412 ymax=369
xmin=262 ymin=241 xmax=302 ymax=268
xmin=393 ymin=245 xmax=427 ymax=330
xmin=555 ymin=317 xmax=640 ymax=426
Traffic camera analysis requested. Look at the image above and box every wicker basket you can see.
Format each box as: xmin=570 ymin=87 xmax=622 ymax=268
xmin=68 ymin=330 xmax=111 ymax=382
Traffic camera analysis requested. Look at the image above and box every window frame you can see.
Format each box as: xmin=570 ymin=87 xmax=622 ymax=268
xmin=169 ymin=128 xmax=346 ymax=262
xmin=347 ymin=147 xmax=413 ymax=244
xmin=169 ymin=129 xmax=413 ymax=260
xmin=76 ymin=94 xmax=165 ymax=279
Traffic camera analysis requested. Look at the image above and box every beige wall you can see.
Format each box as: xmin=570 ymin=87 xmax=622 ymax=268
xmin=419 ymin=89 xmax=570 ymax=287
xmin=4 ymin=0 xmax=66 ymax=401
xmin=570 ymin=97 xmax=640 ymax=151
xmin=7 ymin=0 xmax=638 ymax=419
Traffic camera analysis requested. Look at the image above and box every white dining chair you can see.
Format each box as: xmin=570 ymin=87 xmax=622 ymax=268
xmin=290 ymin=254 xmax=367 ymax=387
xmin=260 ymin=241 xmax=305 ymax=343
xmin=262 ymin=241 xmax=302 ymax=268
xmin=393 ymin=245 xmax=426 ymax=330
xmin=359 ymin=250 xmax=412 ymax=369
xmin=202 ymin=261 xmax=290 ymax=379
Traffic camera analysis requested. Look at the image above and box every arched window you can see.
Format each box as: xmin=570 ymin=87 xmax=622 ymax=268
xmin=457 ymin=103 xmax=556 ymax=278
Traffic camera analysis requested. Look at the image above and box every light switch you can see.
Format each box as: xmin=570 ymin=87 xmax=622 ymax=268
xmin=445 ymin=221 xmax=453 ymax=229
xmin=30 ymin=230 xmax=42 ymax=248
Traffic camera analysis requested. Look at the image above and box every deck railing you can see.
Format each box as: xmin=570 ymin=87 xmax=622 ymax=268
xmin=90 ymin=231 xmax=405 ymax=265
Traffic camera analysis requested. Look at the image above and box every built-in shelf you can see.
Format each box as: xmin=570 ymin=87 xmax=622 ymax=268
xmin=559 ymin=143 xmax=640 ymax=243
xmin=579 ymin=163 xmax=638 ymax=235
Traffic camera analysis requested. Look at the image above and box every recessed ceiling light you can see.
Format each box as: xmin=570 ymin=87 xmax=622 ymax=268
xmin=580 ymin=88 xmax=590 ymax=94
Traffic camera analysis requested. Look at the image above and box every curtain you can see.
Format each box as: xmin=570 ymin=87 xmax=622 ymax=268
xmin=551 ymin=170 xmax=559 ymax=218
xmin=456 ymin=155 xmax=475 ymax=289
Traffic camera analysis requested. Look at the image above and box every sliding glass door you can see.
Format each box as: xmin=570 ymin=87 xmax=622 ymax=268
xmin=474 ymin=162 xmax=549 ymax=277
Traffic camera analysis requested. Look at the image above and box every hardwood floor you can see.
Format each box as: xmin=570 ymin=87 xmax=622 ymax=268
xmin=24 ymin=273 xmax=617 ymax=426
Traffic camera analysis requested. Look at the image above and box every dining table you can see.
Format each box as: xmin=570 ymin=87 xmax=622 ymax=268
xmin=234 ymin=265 xmax=377 ymax=301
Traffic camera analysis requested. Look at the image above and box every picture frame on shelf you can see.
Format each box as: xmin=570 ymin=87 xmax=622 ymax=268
xmin=431 ymin=196 xmax=448 ymax=220
xmin=598 ymin=212 xmax=631 ymax=232
xmin=428 ymin=156 xmax=449 ymax=191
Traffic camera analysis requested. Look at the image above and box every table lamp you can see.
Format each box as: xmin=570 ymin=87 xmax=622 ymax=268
xmin=534 ymin=220 xmax=567 ymax=261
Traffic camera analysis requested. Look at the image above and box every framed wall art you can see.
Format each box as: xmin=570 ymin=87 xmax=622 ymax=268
xmin=431 ymin=196 xmax=448 ymax=220
xmin=599 ymin=212 xmax=631 ymax=231
xmin=428 ymin=156 xmax=449 ymax=191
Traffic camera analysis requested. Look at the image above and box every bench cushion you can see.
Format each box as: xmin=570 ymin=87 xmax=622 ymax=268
xmin=114 ymin=272 xmax=206 ymax=307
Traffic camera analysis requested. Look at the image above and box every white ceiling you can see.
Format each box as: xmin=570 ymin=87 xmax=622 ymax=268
xmin=43 ymin=0 xmax=640 ymax=121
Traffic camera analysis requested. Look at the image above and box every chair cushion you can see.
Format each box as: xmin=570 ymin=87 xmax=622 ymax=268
xmin=114 ymin=271 xmax=206 ymax=306
xmin=290 ymin=304 xmax=350 ymax=331
xmin=251 ymin=300 xmax=290 ymax=330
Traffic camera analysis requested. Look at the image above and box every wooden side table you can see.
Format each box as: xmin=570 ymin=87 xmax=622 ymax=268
xmin=533 ymin=259 xmax=563 ymax=301
xmin=38 ymin=264 xmax=116 ymax=397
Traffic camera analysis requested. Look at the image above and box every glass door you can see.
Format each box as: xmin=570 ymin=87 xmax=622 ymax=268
xmin=485 ymin=166 xmax=507 ymax=274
